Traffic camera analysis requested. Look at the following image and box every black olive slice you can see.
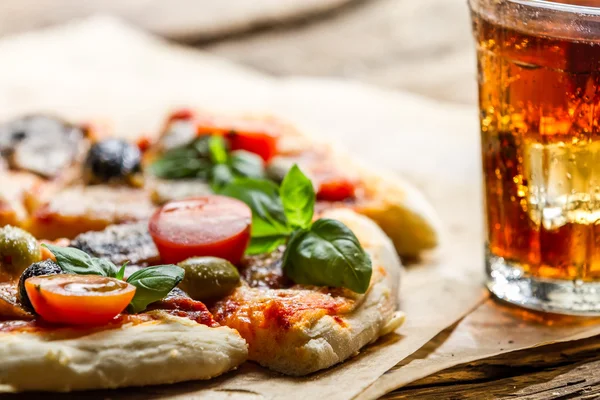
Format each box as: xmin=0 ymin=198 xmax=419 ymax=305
xmin=83 ymin=139 xmax=142 ymax=185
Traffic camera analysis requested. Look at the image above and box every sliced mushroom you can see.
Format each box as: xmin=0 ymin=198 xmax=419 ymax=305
xmin=0 ymin=115 xmax=84 ymax=178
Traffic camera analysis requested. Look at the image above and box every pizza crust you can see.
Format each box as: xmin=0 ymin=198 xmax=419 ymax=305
xmin=214 ymin=209 xmax=404 ymax=376
xmin=0 ymin=313 xmax=248 ymax=392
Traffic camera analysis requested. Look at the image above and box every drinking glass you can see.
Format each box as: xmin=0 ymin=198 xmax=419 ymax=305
xmin=469 ymin=0 xmax=600 ymax=314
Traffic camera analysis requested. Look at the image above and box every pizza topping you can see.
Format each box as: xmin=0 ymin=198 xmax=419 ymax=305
xmin=239 ymin=248 xmax=290 ymax=289
xmin=167 ymin=108 xmax=196 ymax=123
xmin=150 ymin=135 xmax=264 ymax=189
xmin=83 ymin=139 xmax=143 ymax=186
xmin=149 ymin=196 xmax=251 ymax=265
xmin=70 ymin=222 xmax=159 ymax=267
xmin=220 ymin=165 xmax=372 ymax=294
xmin=0 ymin=282 xmax=34 ymax=320
xmin=17 ymin=259 xmax=63 ymax=312
xmin=158 ymin=120 xmax=197 ymax=152
xmin=125 ymin=265 xmax=185 ymax=313
xmin=316 ymin=177 xmax=356 ymax=202
xmin=0 ymin=115 xmax=84 ymax=178
xmin=219 ymin=178 xmax=291 ymax=255
xmin=226 ymin=130 xmax=277 ymax=163
xmin=177 ymin=257 xmax=240 ymax=301
xmin=147 ymin=289 xmax=218 ymax=327
xmin=0 ymin=225 xmax=42 ymax=279
xmin=268 ymin=155 xmax=358 ymax=202
xmin=41 ymin=244 xmax=184 ymax=314
xmin=150 ymin=136 xmax=212 ymax=180
xmin=25 ymin=274 xmax=136 ymax=325
xmin=283 ymin=219 xmax=372 ymax=293
xmin=149 ymin=179 xmax=213 ymax=205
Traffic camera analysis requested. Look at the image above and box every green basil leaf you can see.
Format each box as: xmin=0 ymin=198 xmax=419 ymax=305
xmin=229 ymin=150 xmax=265 ymax=179
xmin=115 ymin=262 xmax=128 ymax=281
xmin=150 ymin=137 xmax=213 ymax=179
xmin=92 ymin=258 xmax=120 ymax=278
xmin=219 ymin=178 xmax=291 ymax=238
xmin=126 ymin=265 xmax=184 ymax=313
xmin=282 ymin=218 xmax=372 ymax=293
xmin=208 ymin=136 xmax=229 ymax=165
xmin=42 ymin=244 xmax=116 ymax=277
xmin=192 ymin=136 xmax=211 ymax=157
xmin=246 ymin=235 xmax=288 ymax=255
xmin=210 ymin=164 xmax=235 ymax=191
xmin=150 ymin=155 xmax=211 ymax=179
xmin=280 ymin=164 xmax=315 ymax=229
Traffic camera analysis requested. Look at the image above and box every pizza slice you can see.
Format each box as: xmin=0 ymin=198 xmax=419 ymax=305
xmin=0 ymin=226 xmax=247 ymax=392
xmin=212 ymin=208 xmax=403 ymax=375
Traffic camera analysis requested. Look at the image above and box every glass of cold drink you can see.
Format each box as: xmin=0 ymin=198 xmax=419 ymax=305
xmin=469 ymin=0 xmax=600 ymax=314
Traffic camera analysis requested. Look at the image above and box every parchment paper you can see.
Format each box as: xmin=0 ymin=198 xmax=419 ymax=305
xmin=0 ymin=18 xmax=487 ymax=399
xmin=357 ymin=299 xmax=600 ymax=399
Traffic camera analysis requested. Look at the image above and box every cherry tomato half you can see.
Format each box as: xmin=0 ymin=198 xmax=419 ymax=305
xmin=317 ymin=177 xmax=356 ymax=202
xmin=25 ymin=275 xmax=136 ymax=325
xmin=149 ymin=196 xmax=251 ymax=265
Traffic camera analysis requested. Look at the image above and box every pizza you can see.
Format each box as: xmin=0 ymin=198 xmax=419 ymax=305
xmin=0 ymin=110 xmax=435 ymax=391
xmin=0 ymin=111 xmax=440 ymax=256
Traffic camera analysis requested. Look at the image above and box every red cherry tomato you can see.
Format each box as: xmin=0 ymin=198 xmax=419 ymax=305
xmin=226 ymin=131 xmax=277 ymax=163
xmin=25 ymin=275 xmax=136 ymax=325
xmin=149 ymin=196 xmax=251 ymax=265
xmin=317 ymin=177 xmax=356 ymax=202
xmin=192 ymin=115 xmax=279 ymax=162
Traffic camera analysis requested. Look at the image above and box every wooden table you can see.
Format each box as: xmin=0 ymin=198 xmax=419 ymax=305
xmin=199 ymin=1 xmax=600 ymax=398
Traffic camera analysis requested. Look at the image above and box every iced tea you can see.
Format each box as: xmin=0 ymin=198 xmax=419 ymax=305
xmin=470 ymin=0 xmax=600 ymax=314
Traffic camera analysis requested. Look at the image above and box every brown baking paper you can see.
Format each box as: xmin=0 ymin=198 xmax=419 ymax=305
xmin=357 ymin=299 xmax=600 ymax=399
xmin=0 ymin=18 xmax=488 ymax=400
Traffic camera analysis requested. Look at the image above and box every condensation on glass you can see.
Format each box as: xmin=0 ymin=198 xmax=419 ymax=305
xmin=469 ymin=0 xmax=600 ymax=314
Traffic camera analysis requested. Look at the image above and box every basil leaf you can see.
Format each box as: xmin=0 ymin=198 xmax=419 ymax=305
xmin=126 ymin=265 xmax=184 ymax=313
xmin=246 ymin=235 xmax=288 ymax=255
xmin=150 ymin=137 xmax=213 ymax=179
xmin=192 ymin=136 xmax=211 ymax=157
xmin=42 ymin=244 xmax=117 ymax=277
xmin=280 ymin=165 xmax=315 ymax=229
xmin=92 ymin=258 xmax=120 ymax=278
xmin=210 ymin=164 xmax=235 ymax=191
xmin=282 ymin=218 xmax=372 ymax=293
xmin=229 ymin=150 xmax=265 ymax=179
xmin=115 ymin=262 xmax=128 ymax=280
xmin=208 ymin=136 xmax=228 ymax=165
xmin=219 ymin=178 xmax=291 ymax=238
xmin=150 ymin=154 xmax=211 ymax=179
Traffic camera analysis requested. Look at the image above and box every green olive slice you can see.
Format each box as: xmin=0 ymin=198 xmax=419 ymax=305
xmin=0 ymin=225 xmax=41 ymax=277
xmin=177 ymin=257 xmax=240 ymax=301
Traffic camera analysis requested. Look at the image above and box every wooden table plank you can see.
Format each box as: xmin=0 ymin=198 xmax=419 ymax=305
xmin=383 ymin=332 xmax=600 ymax=399
xmin=204 ymin=0 xmax=477 ymax=105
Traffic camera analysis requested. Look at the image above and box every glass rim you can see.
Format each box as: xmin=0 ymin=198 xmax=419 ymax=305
xmin=509 ymin=0 xmax=600 ymax=15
